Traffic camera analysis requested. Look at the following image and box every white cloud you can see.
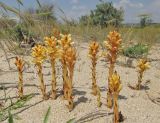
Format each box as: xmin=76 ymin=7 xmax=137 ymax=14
xmin=70 ymin=0 xmax=79 ymax=4
xmin=72 ymin=5 xmax=86 ymax=10
xmin=66 ymin=5 xmax=89 ymax=19
xmin=114 ymin=0 xmax=143 ymax=9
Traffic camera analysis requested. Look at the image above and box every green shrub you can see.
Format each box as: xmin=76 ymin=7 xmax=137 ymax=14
xmin=123 ymin=43 xmax=149 ymax=58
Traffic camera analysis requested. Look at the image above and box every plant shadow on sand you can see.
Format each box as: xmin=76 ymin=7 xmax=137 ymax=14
xmin=73 ymin=88 xmax=86 ymax=96
xmin=74 ymin=110 xmax=113 ymax=123
xmin=99 ymin=86 xmax=107 ymax=92
xmin=118 ymin=95 xmax=127 ymax=100
xmin=73 ymin=88 xmax=88 ymax=107
xmin=74 ymin=96 xmax=88 ymax=107
xmin=141 ymin=84 xmax=150 ymax=91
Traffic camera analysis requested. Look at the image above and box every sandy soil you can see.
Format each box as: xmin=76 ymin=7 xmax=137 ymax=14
xmin=0 ymin=42 xmax=160 ymax=123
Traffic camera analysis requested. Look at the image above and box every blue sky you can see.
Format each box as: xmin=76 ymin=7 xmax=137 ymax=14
xmin=1 ymin=0 xmax=160 ymax=23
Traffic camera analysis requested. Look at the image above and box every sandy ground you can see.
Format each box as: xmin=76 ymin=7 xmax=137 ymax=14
xmin=0 ymin=42 xmax=160 ymax=123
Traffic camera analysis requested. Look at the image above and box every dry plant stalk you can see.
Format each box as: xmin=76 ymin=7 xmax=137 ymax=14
xmin=109 ymin=71 xmax=122 ymax=123
xmin=31 ymin=45 xmax=48 ymax=100
xmin=104 ymin=31 xmax=122 ymax=108
xmin=15 ymin=56 xmax=24 ymax=98
xmin=59 ymin=34 xmax=73 ymax=99
xmin=96 ymin=86 xmax=102 ymax=107
xmin=129 ymin=59 xmax=150 ymax=90
xmin=44 ymin=36 xmax=61 ymax=99
xmin=65 ymin=47 xmax=76 ymax=111
xmin=88 ymin=41 xmax=99 ymax=96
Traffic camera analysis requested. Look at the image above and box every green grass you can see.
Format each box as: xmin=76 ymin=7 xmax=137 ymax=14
xmin=0 ymin=94 xmax=34 ymax=122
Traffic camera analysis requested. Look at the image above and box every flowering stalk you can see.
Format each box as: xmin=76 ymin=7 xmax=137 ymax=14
xmin=31 ymin=45 xmax=48 ymax=100
xmin=129 ymin=59 xmax=150 ymax=90
xmin=59 ymin=34 xmax=73 ymax=99
xmin=109 ymin=71 xmax=122 ymax=123
xmin=44 ymin=36 xmax=61 ymax=99
xmin=104 ymin=31 xmax=122 ymax=108
xmin=65 ymin=47 xmax=76 ymax=111
xmin=88 ymin=41 xmax=99 ymax=96
xmin=15 ymin=57 xmax=24 ymax=98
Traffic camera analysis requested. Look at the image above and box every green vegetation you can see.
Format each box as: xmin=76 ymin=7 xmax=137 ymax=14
xmin=79 ymin=1 xmax=123 ymax=27
xmin=43 ymin=106 xmax=51 ymax=123
xmin=0 ymin=94 xmax=34 ymax=122
xmin=123 ymin=43 xmax=149 ymax=58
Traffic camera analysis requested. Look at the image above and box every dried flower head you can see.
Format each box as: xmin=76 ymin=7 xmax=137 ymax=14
xmin=44 ymin=36 xmax=62 ymax=60
xmin=137 ymin=59 xmax=150 ymax=72
xmin=104 ymin=31 xmax=122 ymax=53
xmin=15 ymin=57 xmax=24 ymax=72
xmin=31 ymin=45 xmax=46 ymax=64
xmin=109 ymin=71 xmax=122 ymax=93
xmin=65 ymin=47 xmax=76 ymax=70
xmin=59 ymin=34 xmax=74 ymax=49
xmin=89 ymin=41 xmax=99 ymax=58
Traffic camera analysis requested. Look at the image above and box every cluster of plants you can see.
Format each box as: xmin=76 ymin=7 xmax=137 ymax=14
xmin=123 ymin=43 xmax=149 ymax=58
xmin=13 ymin=30 xmax=150 ymax=123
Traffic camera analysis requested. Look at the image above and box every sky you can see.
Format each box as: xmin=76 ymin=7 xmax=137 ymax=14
xmin=1 ymin=0 xmax=160 ymax=23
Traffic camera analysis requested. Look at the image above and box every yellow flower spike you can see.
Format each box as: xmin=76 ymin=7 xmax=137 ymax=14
xmin=136 ymin=59 xmax=150 ymax=90
xmin=128 ymin=59 xmax=150 ymax=90
xmin=109 ymin=71 xmax=122 ymax=123
xmin=15 ymin=56 xmax=24 ymax=98
xmin=44 ymin=36 xmax=62 ymax=99
xmin=89 ymin=41 xmax=99 ymax=57
xmin=59 ymin=34 xmax=73 ymax=49
xmin=137 ymin=59 xmax=150 ymax=72
xmin=103 ymin=31 xmax=122 ymax=108
xmin=31 ymin=45 xmax=46 ymax=64
xmin=109 ymin=71 xmax=122 ymax=93
xmin=64 ymin=47 xmax=77 ymax=111
xmin=31 ymin=45 xmax=48 ymax=100
xmin=88 ymin=41 xmax=100 ymax=97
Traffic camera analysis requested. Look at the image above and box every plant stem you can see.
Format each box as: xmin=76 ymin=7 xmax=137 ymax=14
xmin=67 ymin=68 xmax=74 ymax=111
xmin=107 ymin=62 xmax=114 ymax=108
xmin=113 ymin=93 xmax=119 ymax=123
xmin=136 ymin=71 xmax=143 ymax=90
xmin=62 ymin=63 xmax=68 ymax=99
xmin=91 ymin=58 xmax=98 ymax=96
xmin=51 ymin=60 xmax=56 ymax=99
xmin=18 ymin=70 xmax=23 ymax=98
xmin=37 ymin=64 xmax=47 ymax=100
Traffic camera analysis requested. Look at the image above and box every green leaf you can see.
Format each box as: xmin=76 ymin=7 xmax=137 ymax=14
xmin=66 ymin=118 xmax=75 ymax=123
xmin=43 ymin=106 xmax=51 ymax=123
xmin=8 ymin=110 xmax=14 ymax=123
xmin=0 ymin=2 xmax=19 ymax=15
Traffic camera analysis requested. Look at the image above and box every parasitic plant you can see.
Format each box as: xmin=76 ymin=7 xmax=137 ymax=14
xmin=129 ymin=59 xmax=150 ymax=90
xmin=64 ymin=47 xmax=76 ymax=111
xmin=109 ymin=71 xmax=122 ymax=123
xmin=15 ymin=56 xmax=24 ymax=98
xmin=44 ymin=36 xmax=61 ymax=99
xmin=104 ymin=31 xmax=122 ymax=108
xmin=88 ymin=41 xmax=99 ymax=96
xmin=96 ymin=86 xmax=102 ymax=107
xmin=88 ymin=41 xmax=102 ymax=107
xmin=59 ymin=34 xmax=74 ymax=99
xmin=31 ymin=44 xmax=48 ymax=100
